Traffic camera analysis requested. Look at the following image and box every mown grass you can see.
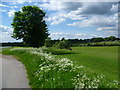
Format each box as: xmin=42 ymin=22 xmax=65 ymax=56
xmin=2 ymin=46 xmax=119 ymax=88
xmin=44 ymin=46 xmax=118 ymax=81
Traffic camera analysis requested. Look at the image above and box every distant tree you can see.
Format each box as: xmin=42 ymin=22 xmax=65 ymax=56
xmin=11 ymin=6 xmax=49 ymax=48
xmin=91 ymin=37 xmax=104 ymax=42
xmin=104 ymin=37 xmax=110 ymax=41
xmin=61 ymin=37 xmax=65 ymax=41
xmin=87 ymin=43 xmax=90 ymax=46
xmin=57 ymin=40 xmax=72 ymax=50
xmin=53 ymin=41 xmax=60 ymax=48
xmin=104 ymin=36 xmax=116 ymax=41
xmin=108 ymin=36 xmax=116 ymax=41
xmin=45 ymin=37 xmax=52 ymax=47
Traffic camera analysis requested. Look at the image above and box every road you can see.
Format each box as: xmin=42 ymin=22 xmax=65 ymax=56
xmin=1 ymin=54 xmax=30 ymax=88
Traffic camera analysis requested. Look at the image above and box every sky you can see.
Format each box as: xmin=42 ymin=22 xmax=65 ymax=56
xmin=0 ymin=0 xmax=119 ymax=42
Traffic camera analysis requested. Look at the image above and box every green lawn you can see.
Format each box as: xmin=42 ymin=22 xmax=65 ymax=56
xmin=44 ymin=46 xmax=118 ymax=80
xmin=2 ymin=46 xmax=118 ymax=88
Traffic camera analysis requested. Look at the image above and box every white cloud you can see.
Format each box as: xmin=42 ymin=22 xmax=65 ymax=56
xmin=80 ymin=2 xmax=118 ymax=15
xmin=67 ymin=13 xmax=118 ymax=30
xmin=40 ymin=0 xmax=83 ymax=11
xmin=97 ymin=27 xmax=116 ymax=31
xmin=46 ymin=15 xmax=66 ymax=25
xmin=76 ymin=34 xmax=86 ymax=36
xmin=51 ymin=18 xmax=65 ymax=25
xmin=1 ymin=10 xmax=7 ymax=12
xmin=50 ymin=32 xmax=115 ymax=39
xmin=0 ymin=25 xmax=13 ymax=33
xmin=0 ymin=3 xmax=8 ymax=7
xmin=8 ymin=9 xmax=16 ymax=17
xmin=40 ymin=1 xmax=64 ymax=11
xmin=45 ymin=11 xmax=86 ymax=25
xmin=50 ymin=32 xmax=69 ymax=39
xmin=44 ymin=2 xmax=118 ymax=26
xmin=50 ymin=32 xmax=87 ymax=39
xmin=110 ymin=4 xmax=118 ymax=13
xmin=13 ymin=6 xmax=19 ymax=8
xmin=8 ymin=0 xmax=27 ymax=4
xmin=41 ymin=2 xmax=118 ymax=14
xmin=33 ymin=2 xmax=39 ymax=6
xmin=106 ymin=31 xmax=117 ymax=33
xmin=91 ymin=34 xmax=97 ymax=37
xmin=51 ymin=32 xmax=67 ymax=35
xmin=42 ymin=0 xmax=50 ymax=2
xmin=50 ymin=30 xmax=118 ymax=39
xmin=0 ymin=25 xmax=21 ymax=43
xmin=67 ymin=11 xmax=86 ymax=20
xmin=9 ymin=2 xmax=18 ymax=5
xmin=17 ymin=0 xmax=26 ymax=4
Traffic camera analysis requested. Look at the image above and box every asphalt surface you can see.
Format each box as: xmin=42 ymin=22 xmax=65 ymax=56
xmin=1 ymin=54 xmax=30 ymax=88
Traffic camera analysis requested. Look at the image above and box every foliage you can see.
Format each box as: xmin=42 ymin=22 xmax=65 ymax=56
xmin=67 ymin=36 xmax=120 ymax=47
xmin=91 ymin=37 xmax=104 ymax=42
xmin=2 ymin=42 xmax=24 ymax=47
xmin=11 ymin=6 xmax=49 ymax=48
xmin=61 ymin=37 xmax=65 ymax=41
xmin=52 ymin=41 xmax=60 ymax=48
xmin=57 ymin=40 xmax=70 ymax=49
xmin=86 ymin=41 xmax=120 ymax=46
xmin=2 ymin=47 xmax=118 ymax=88
xmin=104 ymin=36 xmax=117 ymax=41
xmin=53 ymin=40 xmax=71 ymax=50
xmin=44 ymin=37 xmax=53 ymax=47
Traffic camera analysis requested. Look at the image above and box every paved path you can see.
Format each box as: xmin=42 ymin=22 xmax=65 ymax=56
xmin=1 ymin=54 xmax=30 ymax=88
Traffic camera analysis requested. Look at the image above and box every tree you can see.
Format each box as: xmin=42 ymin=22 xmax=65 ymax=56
xmin=11 ymin=6 xmax=49 ymax=48
xmin=45 ymin=37 xmax=52 ymax=47
xmin=57 ymin=40 xmax=71 ymax=50
xmin=108 ymin=36 xmax=116 ymax=41
xmin=104 ymin=36 xmax=116 ymax=41
xmin=91 ymin=37 xmax=104 ymax=42
xmin=61 ymin=37 xmax=65 ymax=41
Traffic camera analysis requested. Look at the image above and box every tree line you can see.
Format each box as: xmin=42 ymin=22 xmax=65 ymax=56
xmin=44 ymin=36 xmax=120 ymax=48
xmin=1 ymin=36 xmax=120 ymax=47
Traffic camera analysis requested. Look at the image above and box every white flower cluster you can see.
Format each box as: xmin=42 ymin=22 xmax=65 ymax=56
xmin=10 ymin=47 xmax=118 ymax=88
xmin=72 ymin=73 xmax=104 ymax=88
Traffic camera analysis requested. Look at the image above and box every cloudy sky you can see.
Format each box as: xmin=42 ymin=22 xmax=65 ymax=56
xmin=0 ymin=0 xmax=119 ymax=42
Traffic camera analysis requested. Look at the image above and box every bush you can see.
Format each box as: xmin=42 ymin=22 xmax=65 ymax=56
xmin=52 ymin=41 xmax=60 ymax=48
xmin=45 ymin=38 xmax=53 ymax=47
xmin=56 ymin=40 xmax=72 ymax=50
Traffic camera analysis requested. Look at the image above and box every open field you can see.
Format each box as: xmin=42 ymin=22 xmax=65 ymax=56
xmin=2 ymin=46 xmax=119 ymax=88
xmin=44 ymin=46 xmax=118 ymax=81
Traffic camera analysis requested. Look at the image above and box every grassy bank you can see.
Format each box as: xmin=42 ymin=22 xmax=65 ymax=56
xmin=44 ymin=46 xmax=118 ymax=80
xmin=2 ymin=47 xmax=118 ymax=88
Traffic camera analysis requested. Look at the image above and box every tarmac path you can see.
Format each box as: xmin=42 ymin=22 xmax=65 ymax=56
xmin=1 ymin=54 xmax=30 ymax=88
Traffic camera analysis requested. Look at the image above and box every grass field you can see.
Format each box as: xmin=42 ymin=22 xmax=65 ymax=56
xmin=45 ymin=46 xmax=118 ymax=80
xmin=2 ymin=46 xmax=119 ymax=88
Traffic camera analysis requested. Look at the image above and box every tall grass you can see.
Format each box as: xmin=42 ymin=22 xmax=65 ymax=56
xmin=3 ymin=47 xmax=118 ymax=88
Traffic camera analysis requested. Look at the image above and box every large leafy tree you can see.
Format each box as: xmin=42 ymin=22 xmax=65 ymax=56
xmin=11 ymin=6 xmax=49 ymax=48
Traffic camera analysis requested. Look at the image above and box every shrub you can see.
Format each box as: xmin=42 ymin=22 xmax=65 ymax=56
xmin=52 ymin=41 xmax=60 ymax=48
xmin=45 ymin=38 xmax=53 ymax=47
xmin=55 ymin=40 xmax=72 ymax=50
